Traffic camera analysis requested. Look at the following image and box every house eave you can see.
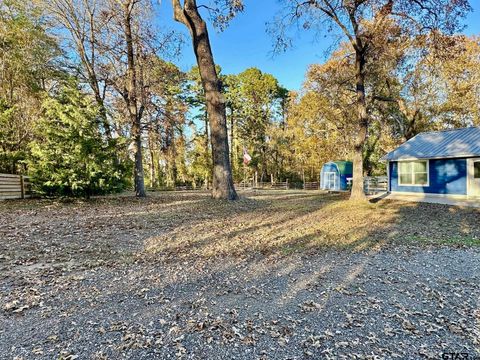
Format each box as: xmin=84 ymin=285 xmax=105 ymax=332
xmin=382 ymin=154 xmax=480 ymax=162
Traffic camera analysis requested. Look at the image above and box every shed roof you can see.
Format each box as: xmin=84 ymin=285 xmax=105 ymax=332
xmin=382 ymin=127 xmax=480 ymax=161
xmin=323 ymin=161 xmax=353 ymax=175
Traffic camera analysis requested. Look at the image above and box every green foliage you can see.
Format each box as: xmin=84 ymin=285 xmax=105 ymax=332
xmin=0 ymin=0 xmax=61 ymax=174
xmin=223 ymin=68 xmax=287 ymax=181
xmin=0 ymin=100 xmax=26 ymax=173
xmin=28 ymin=81 xmax=125 ymax=197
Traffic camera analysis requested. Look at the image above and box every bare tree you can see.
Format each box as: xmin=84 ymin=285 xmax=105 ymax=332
xmin=45 ymin=0 xmax=112 ymax=138
xmin=171 ymin=0 xmax=239 ymax=200
xmin=121 ymin=0 xmax=146 ymax=196
xmin=274 ymin=0 xmax=471 ymax=200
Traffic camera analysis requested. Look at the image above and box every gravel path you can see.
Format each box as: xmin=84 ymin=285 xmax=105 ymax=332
xmin=2 ymin=248 xmax=479 ymax=359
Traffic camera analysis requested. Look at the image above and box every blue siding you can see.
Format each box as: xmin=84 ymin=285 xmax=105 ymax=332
xmin=389 ymin=158 xmax=467 ymax=195
xmin=339 ymin=174 xmax=349 ymax=191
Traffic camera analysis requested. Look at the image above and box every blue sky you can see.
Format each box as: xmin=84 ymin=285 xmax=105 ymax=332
xmin=157 ymin=0 xmax=480 ymax=91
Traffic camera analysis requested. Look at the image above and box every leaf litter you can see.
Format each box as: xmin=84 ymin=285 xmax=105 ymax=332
xmin=1 ymin=190 xmax=479 ymax=359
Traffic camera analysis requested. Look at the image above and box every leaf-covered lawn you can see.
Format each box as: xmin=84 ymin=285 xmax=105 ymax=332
xmin=1 ymin=191 xmax=479 ymax=359
xmin=1 ymin=190 xmax=478 ymax=267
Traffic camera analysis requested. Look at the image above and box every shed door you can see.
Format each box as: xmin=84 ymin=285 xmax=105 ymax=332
xmin=325 ymin=172 xmax=336 ymax=190
xmin=468 ymin=158 xmax=480 ymax=197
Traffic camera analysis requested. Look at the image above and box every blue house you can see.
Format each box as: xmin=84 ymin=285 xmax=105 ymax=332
xmin=382 ymin=127 xmax=480 ymax=198
xmin=320 ymin=161 xmax=353 ymax=191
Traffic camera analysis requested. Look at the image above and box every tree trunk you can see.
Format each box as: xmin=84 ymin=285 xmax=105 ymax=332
xmin=124 ymin=1 xmax=146 ymax=197
xmin=172 ymin=0 xmax=237 ymax=200
xmin=350 ymin=50 xmax=367 ymax=201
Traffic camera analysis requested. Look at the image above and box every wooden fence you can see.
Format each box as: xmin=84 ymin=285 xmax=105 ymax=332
xmin=234 ymin=181 xmax=253 ymax=190
xmin=303 ymin=182 xmax=319 ymax=190
xmin=255 ymin=181 xmax=289 ymax=190
xmin=364 ymin=176 xmax=388 ymax=195
xmin=174 ymin=185 xmax=195 ymax=191
xmin=234 ymin=180 xmax=322 ymax=191
xmin=0 ymin=174 xmax=32 ymax=200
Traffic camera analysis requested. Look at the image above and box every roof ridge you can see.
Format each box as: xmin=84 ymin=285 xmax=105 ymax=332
xmin=421 ymin=126 xmax=480 ymax=135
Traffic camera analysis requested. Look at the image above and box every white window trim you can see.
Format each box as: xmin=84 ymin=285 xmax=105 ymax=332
xmin=398 ymin=159 xmax=430 ymax=187
xmin=467 ymin=158 xmax=480 ymax=197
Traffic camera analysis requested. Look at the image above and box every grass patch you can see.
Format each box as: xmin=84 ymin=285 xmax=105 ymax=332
xmin=405 ymin=235 xmax=480 ymax=247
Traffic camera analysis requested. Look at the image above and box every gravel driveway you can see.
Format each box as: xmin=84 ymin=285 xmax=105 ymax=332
xmin=1 ymin=192 xmax=479 ymax=359
xmin=2 ymin=247 xmax=479 ymax=359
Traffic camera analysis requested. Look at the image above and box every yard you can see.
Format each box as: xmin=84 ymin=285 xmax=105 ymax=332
xmin=1 ymin=190 xmax=479 ymax=359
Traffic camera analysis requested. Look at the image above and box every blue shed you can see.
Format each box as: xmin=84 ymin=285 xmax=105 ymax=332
xmin=382 ymin=127 xmax=480 ymax=198
xmin=320 ymin=161 xmax=353 ymax=191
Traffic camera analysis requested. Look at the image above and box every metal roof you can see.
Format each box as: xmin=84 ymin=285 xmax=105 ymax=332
xmin=382 ymin=127 xmax=480 ymax=161
xmin=322 ymin=161 xmax=353 ymax=175
xmin=332 ymin=161 xmax=353 ymax=175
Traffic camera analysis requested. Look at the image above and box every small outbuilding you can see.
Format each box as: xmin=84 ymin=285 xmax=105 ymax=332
xmin=382 ymin=127 xmax=480 ymax=198
xmin=320 ymin=161 xmax=353 ymax=191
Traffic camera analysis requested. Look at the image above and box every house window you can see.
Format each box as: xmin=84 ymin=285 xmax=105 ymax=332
xmin=474 ymin=161 xmax=480 ymax=179
xmin=398 ymin=160 xmax=429 ymax=186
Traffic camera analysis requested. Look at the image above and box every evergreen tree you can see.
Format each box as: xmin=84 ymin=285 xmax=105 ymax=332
xmin=28 ymin=81 xmax=125 ymax=198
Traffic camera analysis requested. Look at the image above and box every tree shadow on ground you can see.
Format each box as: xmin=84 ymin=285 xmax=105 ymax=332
xmin=2 ymin=191 xmax=480 ymax=359
xmin=142 ymin=191 xmax=480 ymax=261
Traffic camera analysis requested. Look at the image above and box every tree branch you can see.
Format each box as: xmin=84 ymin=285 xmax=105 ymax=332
xmin=172 ymin=0 xmax=188 ymax=26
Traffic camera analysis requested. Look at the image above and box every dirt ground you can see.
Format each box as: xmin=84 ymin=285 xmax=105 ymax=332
xmin=1 ymin=190 xmax=479 ymax=359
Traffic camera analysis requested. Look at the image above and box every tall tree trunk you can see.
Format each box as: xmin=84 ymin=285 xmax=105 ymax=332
xmin=350 ymin=50 xmax=367 ymax=200
xmin=124 ymin=1 xmax=146 ymax=197
xmin=172 ymin=0 xmax=237 ymax=200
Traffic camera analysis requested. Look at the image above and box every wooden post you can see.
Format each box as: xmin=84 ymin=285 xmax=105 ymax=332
xmin=20 ymin=175 xmax=25 ymax=199
xmin=286 ymin=179 xmax=288 ymax=190
xmin=243 ymin=163 xmax=246 ymax=190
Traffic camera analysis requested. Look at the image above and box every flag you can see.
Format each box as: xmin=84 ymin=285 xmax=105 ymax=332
xmin=243 ymin=147 xmax=252 ymax=165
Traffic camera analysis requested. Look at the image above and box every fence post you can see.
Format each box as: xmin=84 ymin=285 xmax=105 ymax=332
xmin=286 ymin=179 xmax=288 ymax=190
xmin=20 ymin=175 xmax=25 ymax=199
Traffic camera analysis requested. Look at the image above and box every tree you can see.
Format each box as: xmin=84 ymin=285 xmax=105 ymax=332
xmin=28 ymin=81 xmax=123 ymax=198
xmin=171 ymin=0 xmax=239 ymax=200
xmin=368 ymin=33 xmax=480 ymax=142
xmin=274 ymin=0 xmax=471 ymax=200
xmin=186 ymin=66 xmax=213 ymax=188
xmin=120 ymin=0 xmax=146 ymax=197
xmin=144 ymin=58 xmax=189 ymax=188
xmin=44 ymin=0 xmax=113 ymax=138
xmin=0 ymin=0 xmax=60 ymax=174
xmin=284 ymin=66 xmax=357 ymax=182
xmin=45 ymin=0 xmax=180 ymax=197
xmin=224 ymin=68 xmax=286 ymax=182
